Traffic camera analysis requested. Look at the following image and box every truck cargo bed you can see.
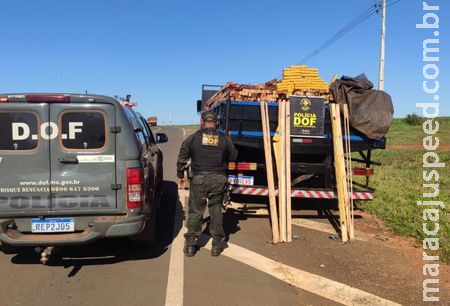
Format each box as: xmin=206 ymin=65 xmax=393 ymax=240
xmin=213 ymin=100 xmax=386 ymax=154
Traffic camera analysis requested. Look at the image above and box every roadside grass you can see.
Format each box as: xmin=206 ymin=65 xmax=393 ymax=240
xmin=357 ymin=119 xmax=450 ymax=263
xmin=386 ymin=117 xmax=450 ymax=146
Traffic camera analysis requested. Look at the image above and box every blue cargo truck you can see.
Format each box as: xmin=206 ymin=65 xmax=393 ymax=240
xmin=197 ymin=84 xmax=387 ymax=202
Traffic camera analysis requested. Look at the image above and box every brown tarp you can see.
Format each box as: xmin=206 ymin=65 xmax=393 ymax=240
xmin=329 ymin=74 xmax=394 ymax=140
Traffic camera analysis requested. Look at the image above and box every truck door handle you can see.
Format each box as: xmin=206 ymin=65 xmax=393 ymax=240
xmin=59 ymin=157 xmax=79 ymax=164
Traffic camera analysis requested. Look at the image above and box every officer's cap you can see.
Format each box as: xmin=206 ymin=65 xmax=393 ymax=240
xmin=202 ymin=111 xmax=217 ymax=122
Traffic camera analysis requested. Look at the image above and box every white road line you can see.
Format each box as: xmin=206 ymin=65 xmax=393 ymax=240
xmin=165 ymin=190 xmax=188 ymax=306
xmin=169 ymin=194 xmax=398 ymax=305
xmin=201 ymin=237 xmax=400 ymax=306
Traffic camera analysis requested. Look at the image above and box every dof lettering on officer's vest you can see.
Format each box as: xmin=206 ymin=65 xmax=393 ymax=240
xmin=202 ymin=134 xmax=219 ymax=146
xmin=293 ymin=112 xmax=317 ymax=128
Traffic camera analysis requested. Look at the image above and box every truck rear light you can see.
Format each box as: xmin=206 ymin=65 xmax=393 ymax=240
xmin=127 ymin=168 xmax=144 ymax=209
xmin=237 ymin=162 xmax=257 ymax=171
xmin=228 ymin=162 xmax=257 ymax=171
xmin=352 ymin=168 xmax=374 ymax=176
xmin=0 ymin=97 xmax=8 ymax=102
xmin=26 ymin=95 xmax=70 ymax=103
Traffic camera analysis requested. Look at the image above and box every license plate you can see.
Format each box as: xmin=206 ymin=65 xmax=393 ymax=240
xmin=31 ymin=218 xmax=75 ymax=233
xmin=228 ymin=175 xmax=254 ymax=186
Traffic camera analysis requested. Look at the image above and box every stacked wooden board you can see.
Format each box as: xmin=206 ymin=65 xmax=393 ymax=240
xmin=204 ymin=81 xmax=279 ymax=108
xmin=204 ymin=66 xmax=330 ymax=110
xmin=330 ymin=103 xmax=355 ymax=241
xmin=277 ymin=65 xmax=329 ymax=96
xmin=259 ymin=99 xmax=292 ymax=244
xmin=260 ymin=101 xmax=280 ymax=243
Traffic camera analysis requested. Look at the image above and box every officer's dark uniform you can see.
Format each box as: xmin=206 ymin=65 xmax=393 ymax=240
xmin=176 ymin=112 xmax=237 ymax=257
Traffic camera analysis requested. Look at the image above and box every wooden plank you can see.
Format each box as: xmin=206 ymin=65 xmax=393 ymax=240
xmin=273 ymin=129 xmax=281 ymax=179
xmin=340 ymin=104 xmax=352 ymax=240
xmin=279 ymin=100 xmax=287 ymax=242
xmin=276 ymin=102 xmax=283 ymax=241
xmin=260 ymin=102 xmax=280 ymax=243
xmin=330 ymin=103 xmax=349 ymax=242
xmin=285 ymin=99 xmax=292 ymax=242
xmin=342 ymin=104 xmax=355 ymax=240
xmin=340 ymin=104 xmax=351 ymax=242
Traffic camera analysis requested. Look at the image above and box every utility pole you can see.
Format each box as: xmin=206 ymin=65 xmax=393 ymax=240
xmin=378 ymin=0 xmax=386 ymax=91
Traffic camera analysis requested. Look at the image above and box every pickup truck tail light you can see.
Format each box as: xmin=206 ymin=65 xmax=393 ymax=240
xmin=127 ymin=168 xmax=144 ymax=209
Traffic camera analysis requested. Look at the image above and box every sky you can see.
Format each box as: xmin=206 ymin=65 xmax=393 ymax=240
xmin=0 ymin=0 xmax=448 ymax=124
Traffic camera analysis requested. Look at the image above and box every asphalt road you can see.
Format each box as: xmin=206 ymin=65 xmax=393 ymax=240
xmin=0 ymin=126 xmax=448 ymax=305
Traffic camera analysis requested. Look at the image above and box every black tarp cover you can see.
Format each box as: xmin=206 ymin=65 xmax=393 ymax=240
xmin=329 ymin=74 xmax=394 ymax=140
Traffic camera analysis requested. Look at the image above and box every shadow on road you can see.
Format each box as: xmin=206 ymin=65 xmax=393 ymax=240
xmin=227 ymin=195 xmax=365 ymax=235
xmin=223 ymin=208 xmax=247 ymax=241
xmin=200 ymin=207 xmax=247 ymax=246
xmin=2 ymin=181 xmax=183 ymax=277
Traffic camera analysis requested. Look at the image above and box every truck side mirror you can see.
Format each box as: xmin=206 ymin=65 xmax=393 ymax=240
xmin=196 ymin=100 xmax=202 ymax=113
xmin=156 ymin=133 xmax=168 ymax=144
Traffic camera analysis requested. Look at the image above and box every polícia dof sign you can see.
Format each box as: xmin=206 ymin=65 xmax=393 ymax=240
xmin=290 ymin=97 xmax=325 ymax=138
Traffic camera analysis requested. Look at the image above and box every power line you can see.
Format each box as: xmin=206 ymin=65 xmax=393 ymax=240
xmin=298 ymin=1 xmax=379 ymax=63
xmin=298 ymin=0 xmax=402 ymax=64
xmin=385 ymin=0 xmax=403 ymax=8
xmin=299 ymin=0 xmax=381 ymax=63
xmin=300 ymin=1 xmax=377 ymax=63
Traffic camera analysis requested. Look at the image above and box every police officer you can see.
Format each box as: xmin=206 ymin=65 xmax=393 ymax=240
xmin=177 ymin=111 xmax=238 ymax=257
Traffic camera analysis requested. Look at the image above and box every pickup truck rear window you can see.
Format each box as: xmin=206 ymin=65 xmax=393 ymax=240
xmin=60 ymin=111 xmax=106 ymax=150
xmin=0 ymin=112 xmax=39 ymax=151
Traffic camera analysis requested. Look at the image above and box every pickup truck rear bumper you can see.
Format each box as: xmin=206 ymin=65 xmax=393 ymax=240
xmin=0 ymin=214 xmax=146 ymax=247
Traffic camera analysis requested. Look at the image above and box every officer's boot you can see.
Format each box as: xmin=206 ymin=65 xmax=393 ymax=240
xmin=184 ymin=239 xmax=197 ymax=257
xmin=211 ymin=240 xmax=227 ymax=257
